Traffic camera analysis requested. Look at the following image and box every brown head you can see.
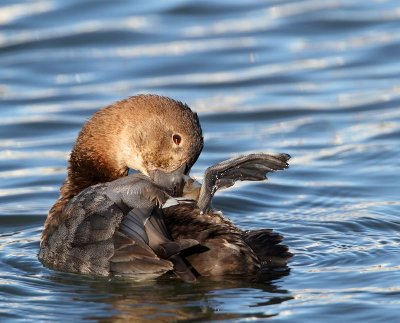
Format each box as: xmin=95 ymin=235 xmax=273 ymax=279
xmin=68 ymin=94 xmax=203 ymax=191
xmin=42 ymin=94 xmax=203 ymax=241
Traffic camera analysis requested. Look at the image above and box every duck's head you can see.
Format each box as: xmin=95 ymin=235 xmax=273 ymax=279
xmin=66 ymin=94 xmax=203 ymax=197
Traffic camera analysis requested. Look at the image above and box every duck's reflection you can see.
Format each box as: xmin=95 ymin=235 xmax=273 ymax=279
xmin=48 ymin=269 xmax=292 ymax=322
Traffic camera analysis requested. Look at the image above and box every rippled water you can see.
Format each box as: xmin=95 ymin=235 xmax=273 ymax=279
xmin=1 ymin=0 xmax=400 ymax=321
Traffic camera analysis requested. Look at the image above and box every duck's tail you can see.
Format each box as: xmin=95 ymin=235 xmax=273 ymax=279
xmin=242 ymin=229 xmax=293 ymax=269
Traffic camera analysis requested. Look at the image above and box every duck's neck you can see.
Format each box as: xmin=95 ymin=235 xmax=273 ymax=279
xmin=65 ymin=139 xmax=129 ymax=197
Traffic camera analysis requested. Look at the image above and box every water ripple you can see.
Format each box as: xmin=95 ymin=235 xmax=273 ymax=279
xmin=1 ymin=0 xmax=400 ymax=321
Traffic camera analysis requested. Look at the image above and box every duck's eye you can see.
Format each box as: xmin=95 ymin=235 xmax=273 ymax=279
xmin=172 ymin=134 xmax=182 ymax=145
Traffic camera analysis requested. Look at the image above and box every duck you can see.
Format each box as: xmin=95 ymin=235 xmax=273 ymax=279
xmin=39 ymin=94 xmax=292 ymax=282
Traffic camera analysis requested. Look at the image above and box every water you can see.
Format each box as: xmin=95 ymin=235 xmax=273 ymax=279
xmin=1 ymin=0 xmax=400 ymax=321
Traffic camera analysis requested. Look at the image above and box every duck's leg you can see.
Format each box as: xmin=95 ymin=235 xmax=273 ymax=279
xmin=197 ymin=153 xmax=290 ymax=214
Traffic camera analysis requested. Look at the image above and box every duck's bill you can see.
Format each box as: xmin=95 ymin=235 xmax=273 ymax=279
xmin=148 ymin=164 xmax=188 ymax=197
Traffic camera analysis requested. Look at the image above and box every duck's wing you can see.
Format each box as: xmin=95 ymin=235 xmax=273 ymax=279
xmin=198 ymin=153 xmax=290 ymax=213
xmin=242 ymin=229 xmax=293 ymax=269
xmin=106 ymin=175 xmax=198 ymax=282
xmin=113 ymin=207 xmax=198 ymax=282
xmin=39 ymin=175 xmax=198 ymax=282
xmin=163 ymin=203 xmax=261 ymax=276
xmin=39 ymin=185 xmax=161 ymax=277
xmin=109 ymin=230 xmax=173 ymax=279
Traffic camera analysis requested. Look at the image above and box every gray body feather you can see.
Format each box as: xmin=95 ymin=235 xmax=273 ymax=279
xmin=39 ymin=174 xmax=197 ymax=281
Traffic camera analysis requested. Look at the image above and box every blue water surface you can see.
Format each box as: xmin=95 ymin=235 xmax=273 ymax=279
xmin=1 ymin=0 xmax=400 ymax=322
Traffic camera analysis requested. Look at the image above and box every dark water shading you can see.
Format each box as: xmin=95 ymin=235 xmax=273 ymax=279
xmin=1 ymin=0 xmax=400 ymax=322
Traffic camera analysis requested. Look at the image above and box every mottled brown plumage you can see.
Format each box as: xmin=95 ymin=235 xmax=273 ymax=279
xmin=42 ymin=95 xmax=203 ymax=242
xmin=163 ymin=199 xmax=292 ymax=277
xmin=39 ymin=94 xmax=291 ymax=282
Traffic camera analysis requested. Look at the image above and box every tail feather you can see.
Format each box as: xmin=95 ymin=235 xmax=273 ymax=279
xmin=242 ymin=229 xmax=292 ymax=268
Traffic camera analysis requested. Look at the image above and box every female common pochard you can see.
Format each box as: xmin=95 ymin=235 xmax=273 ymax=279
xmin=39 ymin=94 xmax=291 ymax=282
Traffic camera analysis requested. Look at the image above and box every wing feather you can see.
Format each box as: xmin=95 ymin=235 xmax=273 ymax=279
xmin=198 ymin=153 xmax=290 ymax=213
